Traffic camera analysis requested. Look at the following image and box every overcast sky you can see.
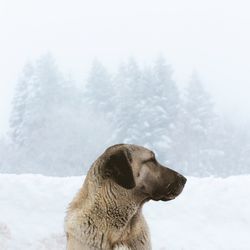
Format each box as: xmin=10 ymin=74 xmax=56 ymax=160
xmin=1 ymin=0 xmax=250 ymax=135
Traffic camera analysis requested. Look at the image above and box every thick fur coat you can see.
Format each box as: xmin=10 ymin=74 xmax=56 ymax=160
xmin=65 ymin=144 xmax=186 ymax=250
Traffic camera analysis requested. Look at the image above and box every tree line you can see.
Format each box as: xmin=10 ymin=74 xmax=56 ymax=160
xmin=0 ymin=53 xmax=249 ymax=176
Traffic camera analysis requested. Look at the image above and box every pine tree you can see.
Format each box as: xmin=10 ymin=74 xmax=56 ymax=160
xmin=113 ymin=58 xmax=142 ymax=143
xmin=177 ymin=72 xmax=217 ymax=176
xmin=19 ymin=54 xmax=65 ymax=173
xmin=135 ymin=66 xmax=155 ymax=147
xmin=18 ymin=55 xmax=61 ymax=144
xmin=145 ymin=56 xmax=180 ymax=163
xmin=8 ymin=54 xmax=66 ymax=174
xmin=84 ymin=60 xmax=114 ymax=115
xmin=9 ymin=63 xmax=35 ymax=145
xmin=112 ymin=56 xmax=181 ymax=163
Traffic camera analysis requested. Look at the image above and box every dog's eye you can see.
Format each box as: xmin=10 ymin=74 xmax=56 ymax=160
xmin=143 ymin=157 xmax=156 ymax=164
xmin=151 ymin=157 xmax=157 ymax=163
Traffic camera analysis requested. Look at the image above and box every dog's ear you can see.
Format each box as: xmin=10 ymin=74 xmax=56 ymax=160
xmin=103 ymin=148 xmax=135 ymax=189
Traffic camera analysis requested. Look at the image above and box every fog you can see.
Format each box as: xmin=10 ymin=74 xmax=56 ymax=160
xmin=0 ymin=0 xmax=250 ymax=176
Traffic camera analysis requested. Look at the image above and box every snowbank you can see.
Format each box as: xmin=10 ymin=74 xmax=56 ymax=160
xmin=0 ymin=174 xmax=249 ymax=250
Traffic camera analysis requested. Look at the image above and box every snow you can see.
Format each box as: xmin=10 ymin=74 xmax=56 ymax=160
xmin=0 ymin=174 xmax=249 ymax=250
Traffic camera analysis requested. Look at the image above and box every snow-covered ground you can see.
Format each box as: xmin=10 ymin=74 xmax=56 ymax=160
xmin=0 ymin=174 xmax=249 ymax=250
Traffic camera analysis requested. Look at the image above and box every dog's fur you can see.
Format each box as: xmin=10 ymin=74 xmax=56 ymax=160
xmin=65 ymin=144 xmax=186 ymax=250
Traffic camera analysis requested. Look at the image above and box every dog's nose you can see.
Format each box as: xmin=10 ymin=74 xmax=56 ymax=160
xmin=181 ymin=176 xmax=187 ymax=185
xmin=177 ymin=174 xmax=187 ymax=185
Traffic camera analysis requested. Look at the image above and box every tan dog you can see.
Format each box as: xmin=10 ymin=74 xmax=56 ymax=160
xmin=65 ymin=144 xmax=186 ymax=250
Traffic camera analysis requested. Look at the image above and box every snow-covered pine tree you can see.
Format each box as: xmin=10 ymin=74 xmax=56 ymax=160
xmin=134 ymin=66 xmax=155 ymax=148
xmin=16 ymin=54 xmax=64 ymax=173
xmin=113 ymin=58 xmax=142 ymax=143
xmin=177 ymin=71 xmax=217 ymax=176
xmin=112 ymin=56 xmax=181 ymax=164
xmin=148 ymin=56 xmax=180 ymax=163
xmin=9 ymin=63 xmax=35 ymax=145
xmin=84 ymin=60 xmax=115 ymax=116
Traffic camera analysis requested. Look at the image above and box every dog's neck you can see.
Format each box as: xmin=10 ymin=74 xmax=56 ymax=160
xmin=89 ymin=180 xmax=141 ymax=228
xmin=80 ymin=179 xmax=144 ymax=245
xmin=66 ymin=169 xmax=151 ymax=249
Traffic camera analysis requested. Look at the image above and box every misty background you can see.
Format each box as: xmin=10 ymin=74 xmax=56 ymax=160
xmin=0 ymin=0 xmax=250 ymax=177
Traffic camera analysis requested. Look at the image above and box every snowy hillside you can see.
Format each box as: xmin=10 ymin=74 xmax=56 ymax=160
xmin=0 ymin=174 xmax=249 ymax=250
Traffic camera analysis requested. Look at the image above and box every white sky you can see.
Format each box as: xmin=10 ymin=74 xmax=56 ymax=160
xmin=1 ymin=0 xmax=250 ymax=135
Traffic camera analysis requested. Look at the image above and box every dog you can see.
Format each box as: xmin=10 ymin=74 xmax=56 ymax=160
xmin=65 ymin=144 xmax=186 ymax=249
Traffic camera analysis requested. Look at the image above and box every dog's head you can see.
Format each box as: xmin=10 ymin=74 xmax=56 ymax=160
xmin=100 ymin=144 xmax=186 ymax=202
